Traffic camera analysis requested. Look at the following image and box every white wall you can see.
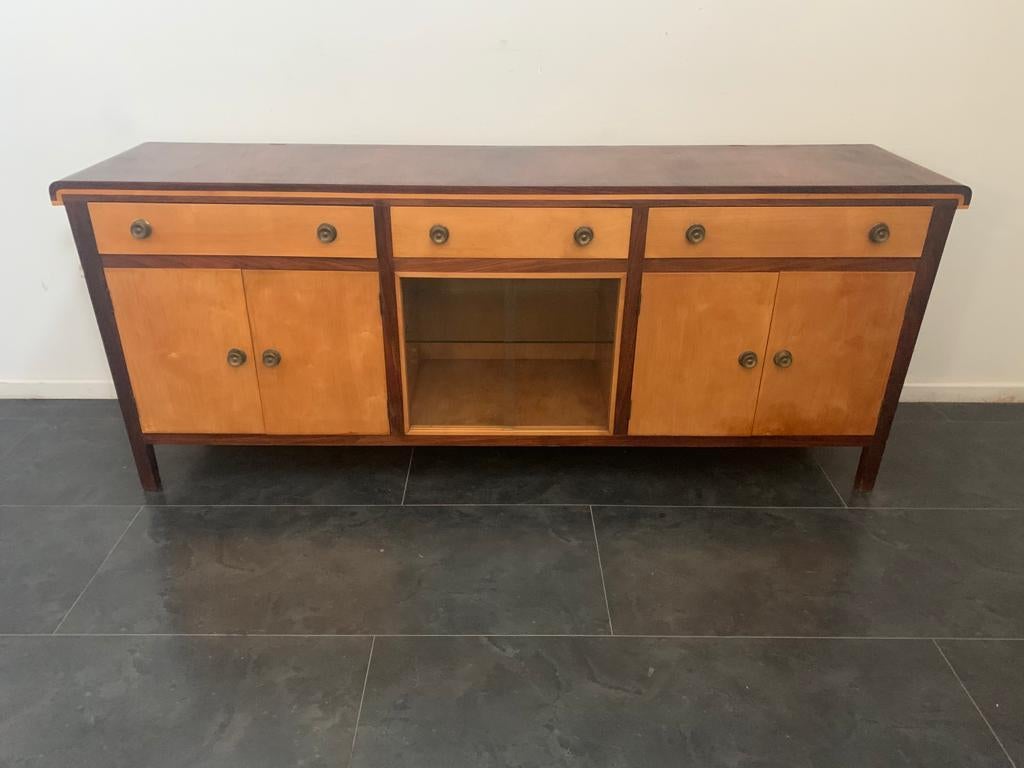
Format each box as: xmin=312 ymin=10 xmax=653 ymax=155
xmin=1 ymin=0 xmax=1021 ymax=400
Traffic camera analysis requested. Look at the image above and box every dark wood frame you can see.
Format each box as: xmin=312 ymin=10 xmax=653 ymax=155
xmin=61 ymin=185 xmax=962 ymax=494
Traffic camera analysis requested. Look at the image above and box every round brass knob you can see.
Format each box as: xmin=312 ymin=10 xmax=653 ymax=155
xmin=129 ymin=219 xmax=152 ymax=240
xmin=573 ymin=226 xmax=595 ymax=247
xmin=868 ymin=223 xmax=890 ymax=244
xmin=226 ymin=348 xmax=247 ymax=367
xmin=429 ymin=224 xmax=449 ymax=245
xmin=262 ymin=349 xmax=282 ymax=368
xmin=773 ymin=349 xmax=793 ymax=368
xmin=316 ymin=223 xmax=337 ymax=243
xmin=685 ymin=223 xmax=706 ymax=245
xmin=737 ymin=350 xmax=759 ymax=369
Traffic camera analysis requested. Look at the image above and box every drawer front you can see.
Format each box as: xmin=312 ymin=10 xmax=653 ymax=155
xmin=89 ymin=202 xmax=376 ymax=257
xmin=646 ymin=206 xmax=931 ymax=258
xmin=391 ymin=207 xmax=632 ymax=259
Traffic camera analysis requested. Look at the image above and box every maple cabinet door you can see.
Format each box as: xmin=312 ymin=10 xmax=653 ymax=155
xmin=105 ymin=268 xmax=264 ymax=434
xmin=629 ymin=273 xmax=779 ymax=436
xmin=242 ymin=270 xmax=390 ymax=435
xmin=753 ymin=271 xmax=914 ymax=436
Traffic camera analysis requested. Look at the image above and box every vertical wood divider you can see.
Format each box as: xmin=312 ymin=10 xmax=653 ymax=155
xmin=374 ymin=203 xmax=406 ymax=435
xmin=613 ymin=206 xmax=649 ymax=434
xmin=65 ymin=200 xmax=162 ymax=491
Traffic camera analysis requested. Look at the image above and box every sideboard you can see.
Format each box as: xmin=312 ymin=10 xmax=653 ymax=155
xmin=51 ymin=144 xmax=970 ymax=492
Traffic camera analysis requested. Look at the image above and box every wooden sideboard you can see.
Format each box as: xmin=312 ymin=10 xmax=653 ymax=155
xmin=51 ymin=143 xmax=970 ymax=492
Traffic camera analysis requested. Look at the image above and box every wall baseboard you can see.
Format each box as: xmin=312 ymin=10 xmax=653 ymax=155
xmin=0 ymin=380 xmax=117 ymax=399
xmin=1 ymin=380 xmax=1022 ymax=403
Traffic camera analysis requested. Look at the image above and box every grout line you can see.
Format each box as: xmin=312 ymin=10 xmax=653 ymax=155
xmin=400 ymin=448 xmax=414 ymax=506
xmin=350 ymin=635 xmax=376 ymax=761
xmin=933 ymin=639 xmax=1018 ymax=768
xmin=590 ymin=505 xmax=614 ymax=635
xmin=6 ymin=631 xmax=1024 ymax=641
xmin=51 ymin=504 xmax=145 ymax=635
xmin=813 ymin=455 xmax=848 ymax=509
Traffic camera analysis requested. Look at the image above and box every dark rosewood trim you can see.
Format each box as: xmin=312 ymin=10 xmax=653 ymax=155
xmin=101 ymin=254 xmax=379 ymax=271
xmin=853 ymin=200 xmax=958 ymax=491
xmin=393 ymin=257 xmax=628 ymax=274
xmin=644 ymin=257 xmax=921 ymax=273
xmin=612 ymin=207 xmax=649 ymax=434
xmin=144 ymin=432 xmax=870 ymax=448
xmin=65 ymin=201 xmax=162 ymax=491
xmin=374 ymin=204 xmax=405 ymax=435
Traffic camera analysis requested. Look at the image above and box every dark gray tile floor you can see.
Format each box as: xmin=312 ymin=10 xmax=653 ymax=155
xmin=0 ymin=399 xmax=1022 ymax=767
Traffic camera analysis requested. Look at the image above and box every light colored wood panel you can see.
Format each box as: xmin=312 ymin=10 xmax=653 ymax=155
xmin=56 ymin=188 xmax=970 ymax=208
xmin=105 ymin=268 xmax=264 ymax=434
xmin=646 ymin=206 xmax=931 ymax=258
xmin=89 ymin=202 xmax=376 ymax=257
xmin=407 ymin=357 xmax=610 ymax=431
xmin=391 ymin=207 xmax=632 ymax=259
xmin=242 ymin=270 xmax=389 ymax=435
xmin=629 ymin=273 xmax=779 ymax=436
xmin=753 ymin=271 xmax=914 ymax=436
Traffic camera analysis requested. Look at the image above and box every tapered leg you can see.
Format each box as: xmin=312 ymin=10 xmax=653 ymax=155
xmin=130 ymin=441 xmax=162 ymax=492
xmin=853 ymin=441 xmax=885 ymax=492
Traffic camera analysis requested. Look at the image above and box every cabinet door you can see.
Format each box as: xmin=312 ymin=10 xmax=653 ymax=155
xmin=629 ymin=273 xmax=778 ymax=435
xmin=105 ymin=268 xmax=264 ymax=434
xmin=243 ymin=270 xmax=390 ymax=435
xmin=753 ymin=271 xmax=914 ymax=436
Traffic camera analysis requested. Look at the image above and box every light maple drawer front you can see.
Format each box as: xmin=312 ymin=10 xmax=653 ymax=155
xmin=89 ymin=202 xmax=377 ymax=257
xmin=646 ymin=206 xmax=932 ymax=258
xmin=391 ymin=207 xmax=632 ymax=259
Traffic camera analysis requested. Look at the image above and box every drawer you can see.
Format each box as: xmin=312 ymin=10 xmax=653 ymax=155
xmin=645 ymin=206 xmax=931 ymax=259
xmin=391 ymin=207 xmax=632 ymax=259
xmin=89 ymin=202 xmax=377 ymax=257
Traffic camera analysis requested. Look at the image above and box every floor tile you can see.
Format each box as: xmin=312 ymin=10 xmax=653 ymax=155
xmin=0 ymin=635 xmax=369 ymax=768
xmin=0 ymin=398 xmax=122 ymax=418
xmin=404 ymin=447 xmax=841 ymax=507
xmin=939 ymin=640 xmax=1024 ymax=766
xmin=938 ymin=403 xmax=1024 ymax=422
xmin=594 ymin=506 xmax=1024 ymax=637
xmin=816 ymin=420 xmax=1024 ymax=508
xmin=59 ymin=505 xmax=609 ymax=635
xmin=150 ymin=445 xmax=411 ymax=505
xmin=892 ymin=401 xmax=948 ymax=423
xmin=0 ymin=417 xmax=146 ymax=505
xmin=0 ymin=505 xmax=138 ymax=633
xmin=353 ymin=636 xmax=1007 ymax=768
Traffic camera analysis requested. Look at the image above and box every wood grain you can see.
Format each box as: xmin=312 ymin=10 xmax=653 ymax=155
xmin=753 ymin=271 xmax=915 ymax=436
xmin=629 ymin=273 xmax=779 ymax=436
xmin=646 ymin=206 xmax=931 ymax=258
xmin=242 ymin=270 xmax=389 ymax=435
xmin=391 ymin=207 xmax=631 ymax=259
xmin=105 ymin=268 xmax=265 ymax=434
xmin=90 ymin=202 xmax=376 ymax=257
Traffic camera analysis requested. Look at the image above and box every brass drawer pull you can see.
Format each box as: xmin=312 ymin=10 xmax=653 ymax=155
xmin=226 ymin=348 xmax=247 ymax=367
xmin=316 ymin=223 xmax=337 ymax=243
xmin=573 ymin=226 xmax=594 ymax=246
xmin=129 ymin=218 xmax=152 ymax=240
xmin=262 ymin=349 xmax=282 ymax=368
xmin=737 ymin=350 xmax=759 ymax=369
xmin=773 ymin=349 xmax=793 ymax=368
xmin=868 ymin=222 xmax=890 ymax=244
xmin=429 ymin=224 xmax=450 ymax=245
xmin=685 ymin=223 xmax=706 ymax=245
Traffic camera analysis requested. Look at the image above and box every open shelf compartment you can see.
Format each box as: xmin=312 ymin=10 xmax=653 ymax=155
xmin=398 ymin=276 xmax=624 ymax=433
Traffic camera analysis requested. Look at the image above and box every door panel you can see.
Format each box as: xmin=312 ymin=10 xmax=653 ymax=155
xmin=629 ymin=273 xmax=779 ymax=435
xmin=753 ymin=271 xmax=914 ymax=436
xmin=243 ymin=270 xmax=390 ymax=434
xmin=105 ymin=268 xmax=264 ymax=434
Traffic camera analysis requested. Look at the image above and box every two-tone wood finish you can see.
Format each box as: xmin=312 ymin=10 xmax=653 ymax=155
xmin=52 ymin=144 xmax=969 ymax=493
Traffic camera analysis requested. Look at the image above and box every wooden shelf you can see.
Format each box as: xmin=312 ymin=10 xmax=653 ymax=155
xmin=407 ymin=357 xmax=612 ymax=432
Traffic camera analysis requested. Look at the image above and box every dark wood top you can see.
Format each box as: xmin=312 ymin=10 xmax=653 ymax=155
xmin=50 ymin=143 xmax=970 ymax=203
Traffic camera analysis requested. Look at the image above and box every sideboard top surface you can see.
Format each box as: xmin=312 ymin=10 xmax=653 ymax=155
xmin=50 ymin=143 xmax=970 ymax=205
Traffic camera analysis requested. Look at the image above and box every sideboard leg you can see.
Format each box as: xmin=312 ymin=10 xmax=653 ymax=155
xmin=132 ymin=442 xmax=162 ymax=492
xmin=853 ymin=442 xmax=884 ymax=492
